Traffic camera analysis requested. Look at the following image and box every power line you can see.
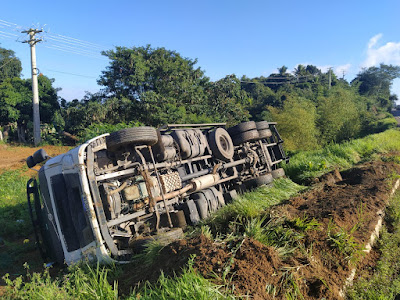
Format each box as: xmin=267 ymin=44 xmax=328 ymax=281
xmin=43 ymin=45 xmax=105 ymax=60
xmin=0 ymin=30 xmax=18 ymax=37
xmin=0 ymin=57 xmax=17 ymax=69
xmin=46 ymin=42 xmax=101 ymax=56
xmin=47 ymin=33 xmax=105 ymax=49
xmin=46 ymin=35 xmax=105 ymax=52
xmin=0 ymin=19 xmax=18 ymax=27
xmin=42 ymin=68 xmax=98 ymax=79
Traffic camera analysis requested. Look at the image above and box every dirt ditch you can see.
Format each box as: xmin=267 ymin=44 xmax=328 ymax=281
xmin=118 ymin=160 xmax=400 ymax=299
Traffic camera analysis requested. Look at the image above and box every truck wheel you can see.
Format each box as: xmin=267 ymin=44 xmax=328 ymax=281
xmin=244 ymin=174 xmax=274 ymax=189
xmin=232 ymin=129 xmax=260 ymax=146
xmin=227 ymin=121 xmax=256 ymax=136
xmin=106 ymin=127 xmax=158 ymax=150
xmin=272 ymin=168 xmax=285 ymax=178
xmin=258 ymin=128 xmax=272 ymax=139
xmin=208 ymin=128 xmax=234 ymax=161
xmin=255 ymin=121 xmax=270 ymax=130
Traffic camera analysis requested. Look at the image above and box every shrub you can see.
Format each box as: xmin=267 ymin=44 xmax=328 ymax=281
xmin=269 ymin=96 xmax=320 ymax=151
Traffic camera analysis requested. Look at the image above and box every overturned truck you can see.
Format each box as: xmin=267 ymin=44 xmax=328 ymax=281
xmin=26 ymin=121 xmax=288 ymax=265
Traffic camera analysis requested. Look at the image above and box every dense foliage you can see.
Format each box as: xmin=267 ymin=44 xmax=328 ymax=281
xmin=0 ymin=44 xmax=399 ymax=149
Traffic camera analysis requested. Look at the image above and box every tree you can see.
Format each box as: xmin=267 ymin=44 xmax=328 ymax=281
xmin=278 ymin=65 xmax=288 ymax=76
xmin=316 ymin=87 xmax=364 ymax=144
xmin=0 ymin=75 xmax=60 ymax=142
xmin=352 ymin=64 xmax=400 ymax=111
xmin=98 ymin=45 xmax=210 ymax=126
xmin=268 ymin=96 xmax=320 ymax=151
xmin=0 ymin=46 xmax=22 ymax=83
xmin=205 ymin=75 xmax=251 ymax=126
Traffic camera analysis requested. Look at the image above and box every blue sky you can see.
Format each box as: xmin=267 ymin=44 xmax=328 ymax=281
xmin=1 ymin=0 xmax=400 ymax=101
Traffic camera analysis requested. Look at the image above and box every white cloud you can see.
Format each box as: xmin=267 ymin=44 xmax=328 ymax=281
xmin=362 ymin=34 xmax=400 ymax=68
xmin=334 ymin=64 xmax=352 ymax=77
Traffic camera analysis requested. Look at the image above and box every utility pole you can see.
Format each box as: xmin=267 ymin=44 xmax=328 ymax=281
xmin=22 ymin=28 xmax=43 ymax=146
xmin=328 ymin=68 xmax=332 ymax=90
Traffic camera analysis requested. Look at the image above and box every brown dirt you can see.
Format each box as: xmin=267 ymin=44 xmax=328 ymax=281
xmin=0 ymin=143 xmax=70 ymax=175
xmin=117 ymin=160 xmax=400 ymax=299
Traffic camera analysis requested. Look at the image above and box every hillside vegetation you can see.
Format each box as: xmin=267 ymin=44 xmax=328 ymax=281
xmin=0 ymin=45 xmax=399 ymax=149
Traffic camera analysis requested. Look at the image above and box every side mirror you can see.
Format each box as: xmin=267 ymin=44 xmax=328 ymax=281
xmin=32 ymin=149 xmax=49 ymax=164
xmin=26 ymin=156 xmax=36 ymax=168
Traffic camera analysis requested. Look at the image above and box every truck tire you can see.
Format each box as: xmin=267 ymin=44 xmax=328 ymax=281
xmin=106 ymin=127 xmax=158 ymax=150
xmin=258 ymin=128 xmax=272 ymax=139
xmin=244 ymin=174 xmax=274 ymax=189
xmin=227 ymin=121 xmax=256 ymax=136
xmin=255 ymin=121 xmax=270 ymax=130
xmin=272 ymin=168 xmax=285 ymax=178
xmin=232 ymin=129 xmax=260 ymax=146
xmin=208 ymin=128 xmax=234 ymax=161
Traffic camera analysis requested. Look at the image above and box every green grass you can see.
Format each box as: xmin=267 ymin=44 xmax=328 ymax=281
xmin=3 ymin=263 xmax=119 ymax=300
xmin=285 ymin=129 xmax=400 ymax=184
xmin=346 ymin=191 xmax=400 ymax=299
xmin=0 ymin=169 xmax=32 ymax=238
xmin=128 ymin=259 xmax=234 ymax=300
xmin=206 ymin=178 xmax=305 ymax=233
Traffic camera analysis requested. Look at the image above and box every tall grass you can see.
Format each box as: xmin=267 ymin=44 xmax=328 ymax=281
xmin=129 ymin=261 xmax=234 ymax=300
xmin=285 ymin=129 xmax=400 ymax=183
xmin=2 ymin=263 xmax=118 ymax=300
xmin=0 ymin=169 xmax=32 ymax=237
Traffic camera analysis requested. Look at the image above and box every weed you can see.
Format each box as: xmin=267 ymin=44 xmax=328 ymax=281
xmin=326 ymin=221 xmax=364 ymax=265
xmin=291 ymin=216 xmax=321 ymax=232
xmin=2 ymin=262 xmax=118 ymax=300
xmin=280 ymin=267 xmax=305 ymax=300
xmin=130 ymin=256 xmax=234 ymax=300
xmin=131 ymin=240 xmax=164 ymax=266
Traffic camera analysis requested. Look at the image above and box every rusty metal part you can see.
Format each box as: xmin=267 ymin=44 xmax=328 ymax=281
xmin=148 ymin=146 xmax=173 ymax=228
xmin=141 ymin=169 xmax=160 ymax=232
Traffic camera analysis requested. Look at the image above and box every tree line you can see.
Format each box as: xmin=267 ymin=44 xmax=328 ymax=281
xmin=0 ymin=44 xmax=399 ymax=151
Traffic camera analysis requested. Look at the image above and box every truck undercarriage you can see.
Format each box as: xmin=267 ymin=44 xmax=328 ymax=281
xmin=27 ymin=121 xmax=288 ymax=264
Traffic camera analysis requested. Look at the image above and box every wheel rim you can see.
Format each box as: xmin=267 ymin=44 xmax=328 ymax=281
xmin=219 ymin=135 xmax=230 ymax=152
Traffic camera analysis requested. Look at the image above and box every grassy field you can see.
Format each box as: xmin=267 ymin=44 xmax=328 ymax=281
xmin=284 ymin=128 xmax=400 ymax=184
xmin=2 ymin=129 xmax=400 ymax=299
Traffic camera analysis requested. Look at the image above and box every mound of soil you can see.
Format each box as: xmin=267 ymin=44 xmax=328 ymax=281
xmin=118 ymin=160 xmax=400 ymax=299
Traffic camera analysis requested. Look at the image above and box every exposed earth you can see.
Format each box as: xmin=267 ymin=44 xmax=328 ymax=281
xmin=117 ymin=160 xmax=400 ymax=299
xmin=0 ymin=143 xmax=70 ymax=175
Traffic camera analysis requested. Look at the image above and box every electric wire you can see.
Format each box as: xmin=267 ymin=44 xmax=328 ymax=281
xmin=42 ymin=68 xmax=98 ymax=79
xmin=0 ymin=57 xmax=17 ymax=70
xmin=43 ymin=45 xmax=106 ymax=60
